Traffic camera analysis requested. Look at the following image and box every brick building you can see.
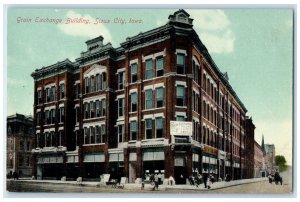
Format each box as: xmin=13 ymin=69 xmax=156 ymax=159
xmin=244 ymin=117 xmax=255 ymax=179
xmin=7 ymin=113 xmax=34 ymax=177
xmin=31 ymin=10 xmax=249 ymax=183
xmin=254 ymin=140 xmax=265 ymax=178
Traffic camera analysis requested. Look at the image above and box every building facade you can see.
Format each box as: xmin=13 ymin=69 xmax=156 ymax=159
xmin=244 ymin=117 xmax=255 ymax=179
xmin=7 ymin=114 xmax=34 ymax=177
xmin=31 ymin=10 xmax=249 ymax=183
xmin=265 ymin=144 xmax=276 ymax=173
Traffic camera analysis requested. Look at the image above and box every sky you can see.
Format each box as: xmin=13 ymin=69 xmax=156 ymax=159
xmin=6 ymin=8 xmax=294 ymax=165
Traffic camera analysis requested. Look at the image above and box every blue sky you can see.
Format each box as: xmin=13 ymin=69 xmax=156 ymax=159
xmin=6 ymin=8 xmax=293 ymax=164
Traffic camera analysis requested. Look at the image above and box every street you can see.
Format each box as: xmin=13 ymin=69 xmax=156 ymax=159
xmin=6 ymin=167 xmax=292 ymax=195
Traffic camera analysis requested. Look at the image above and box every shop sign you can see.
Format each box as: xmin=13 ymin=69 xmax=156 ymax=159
xmin=170 ymin=121 xmax=192 ymax=136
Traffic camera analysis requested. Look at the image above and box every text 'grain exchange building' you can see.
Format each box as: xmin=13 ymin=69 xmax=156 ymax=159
xmin=31 ymin=10 xmax=249 ymax=183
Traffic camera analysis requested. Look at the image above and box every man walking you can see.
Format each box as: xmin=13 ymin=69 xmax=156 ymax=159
xmin=203 ymin=171 xmax=209 ymax=188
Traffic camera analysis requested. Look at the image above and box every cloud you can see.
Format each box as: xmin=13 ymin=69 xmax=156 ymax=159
xmin=186 ymin=9 xmax=235 ymax=54
xmin=57 ymin=10 xmax=113 ymax=44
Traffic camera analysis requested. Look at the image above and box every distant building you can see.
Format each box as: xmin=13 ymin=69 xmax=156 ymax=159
xmin=254 ymin=141 xmax=263 ymax=178
xmin=265 ymin=144 xmax=276 ymax=173
xmin=7 ymin=113 xmax=34 ymax=177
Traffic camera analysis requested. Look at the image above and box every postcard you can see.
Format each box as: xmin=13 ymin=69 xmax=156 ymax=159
xmin=5 ymin=6 xmax=294 ymax=196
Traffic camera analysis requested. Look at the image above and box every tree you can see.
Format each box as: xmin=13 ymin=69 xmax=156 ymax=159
xmin=275 ymin=155 xmax=287 ymax=171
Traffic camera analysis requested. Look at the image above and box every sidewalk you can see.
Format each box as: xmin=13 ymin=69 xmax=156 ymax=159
xmin=10 ymin=177 xmax=268 ymax=191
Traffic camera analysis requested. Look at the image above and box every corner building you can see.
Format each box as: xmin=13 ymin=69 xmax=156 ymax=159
xmin=31 ymin=10 xmax=248 ymax=183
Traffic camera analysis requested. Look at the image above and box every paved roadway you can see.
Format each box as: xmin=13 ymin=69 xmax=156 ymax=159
xmin=6 ymin=167 xmax=292 ymax=195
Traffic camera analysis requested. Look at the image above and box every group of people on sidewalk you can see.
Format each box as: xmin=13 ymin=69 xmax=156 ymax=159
xmin=189 ymin=172 xmax=218 ymax=189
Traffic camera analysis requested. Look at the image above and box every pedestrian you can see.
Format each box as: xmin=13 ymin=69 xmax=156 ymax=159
xmin=196 ymin=173 xmax=202 ymax=187
xmin=203 ymin=171 xmax=208 ymax=188
xmin=268 ymin=174 xmax=273 ymax=184
xmin=13 ymin=171 xmax=17 ymax=180
xmin=207 ymin=175 xmax=212 ymax=189
xmin=158 ymin=172 xmax=162 ymax=185
xmin=154 ymin=174 xmax=159 ymax=191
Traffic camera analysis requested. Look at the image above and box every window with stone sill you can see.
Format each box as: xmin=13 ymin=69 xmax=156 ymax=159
xmin=96 ymin=126 xmax=101 ymax=143
xmin=131 ymin=63 xmax=138 ymax=83
xmin=101 ymin=125 xmax=106 ymax=143
xmin=130 ymin=121 xmax=137 ymax=141
xmin=176 ymin=85 xmax=185 ymax=106
xmin=131 ymin=92 xmax=137 ymax=112
xmin=90 ymin=127 xmax=95 ymax=144
xmin=145 ymin=119 xmax=153 ymax=139
xmin=118 ymin=71 xmax=125 ymax=90
xmin=156 ymin=87 xmax=164 ymax=108
xmin=60 ymin=107 xmax=64 ymax=123
xmin=176 ymin=54 xmax=185 ymax=74
xmin=145 ymin=59 xmax=153 ymax=80
xmin=118 ymin=98 xmax=124 ymax=117
xmin=145 ymin=89 xmax=153 ymax=109
xmin=60 ymin=84 xmax=65 ymax=99
xmin=37 ymin=90 xmax=42 ymax=104
xmin=156 ymin=117 xmax=163 ymax=138
xmin=118 ymin=124 xmax=124 ymax=143
xmin=156 ymin=57 xmax=164 ymax=77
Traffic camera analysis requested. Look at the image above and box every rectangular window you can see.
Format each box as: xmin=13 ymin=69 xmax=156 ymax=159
xmin=101 ymin=125 xmax=106 ymax=143
xmin=90 ymin=76 xmax=95 ymax=93
xmin=36 ymin=112 xmax=41 ymax=125
xmin=102 ymin=73 xmax=107 ymax=90
xmin=176 ymin=85 xmax=185 ymax=106
xmin=118 ymin=125 xmax=124 ymax=143
xmin=145 ymin=59 xmax=153 ymax=79
xmin=90 ymin=102 xmax=95 ymax=118
xmin=85 ymin=77 xmax=89 ymax=94
xmin=90 ymin=127 xmax=95 ymax=144
xmin=102 ymin=99 xmax=106 ymax=116
xmin=85 ymin=103 xmax=89 ymax=119
xmin=156 ymin=57 xmax=164 ymax=77
xmin=46 ymin=88 xmax=50 ymax=102
xmin=156 ymin=117 xmax=163 ymax=138
xmin=38 ymin=90 xmax=42 ymax=104
xmin=60 ymin=84 xmax=65 ymax=99
xmin=176 ymin=54 xmax=185 ymax=74
xmin=118 ymin=71 xmax=124 ymax=90
xmin=156 ymin=87 xmax=164 ymax=108
xmin=59 ymin=130 xmax=63 ymax=146
xmin=84 ymin=128 xmax=89 ymax=144
xmin=60 ymin=107 xmax=65 ymax=123
xmin=75 ymin=107 xmax=79 ymax=123
xmin=96 ymin=74 xmax=100 ymax=91
xmin=51 ymin=86 xmax=56 ymax=101
xmin=96 ymin=100 xmax=100 ymax=117
xmin=96 ymin=126 xmax=100 ymax=143
xmin=145 ymin=119 xmax=153 ymax=139
xmin=76 ymin=83 xmax=80 ymax=99
xmin=51 ymin=109 xmax=55 ymax=124
xmin=130 ymin=121 xmax=137 ymax=140
xmin=118 ymin=98 xmax=124 ymax=117
xmin=131 ymin=63 xmax=138 ymax=83
xmin=176 ymin=115 xmax=185 ymax=121
xmin=131 ymin=93 xmax=137 ymax=112
xmin=145 ymin=89 xmax=153 ymax=109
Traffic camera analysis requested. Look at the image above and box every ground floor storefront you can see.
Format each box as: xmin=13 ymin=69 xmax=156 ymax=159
xmin=32 ymin=146 xmax=244 ymax=184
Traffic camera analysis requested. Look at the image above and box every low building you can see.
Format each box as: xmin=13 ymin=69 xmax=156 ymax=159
xmin=7 ymin=113 xmax=34 ymax=177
